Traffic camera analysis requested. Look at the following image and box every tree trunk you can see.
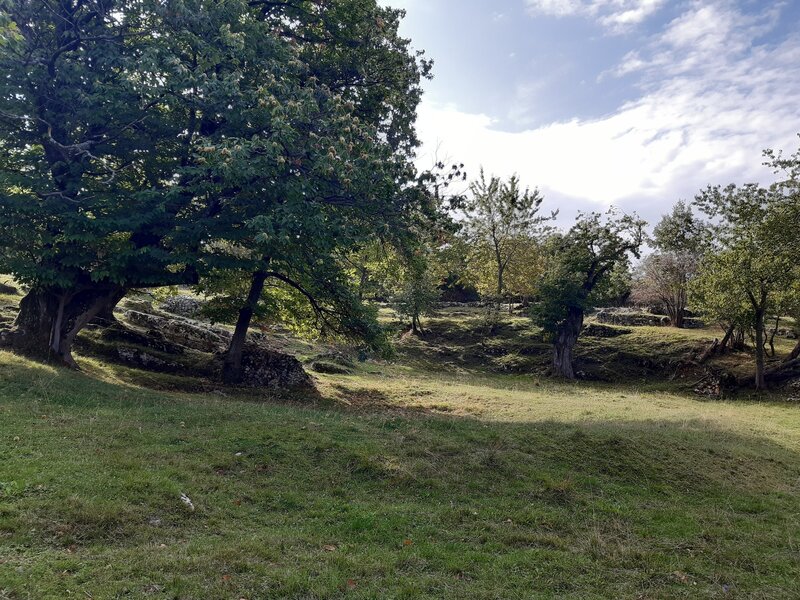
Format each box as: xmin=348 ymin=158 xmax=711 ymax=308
xmin=1 ymin=286 xmax=125 ymax=368
xmin=754 ymin=309 xmax=766 ymax=391
xmin=732 ymin=327 xmax=746 ymax=351
xmin=787 ymin=340 xmax=800 ymax=362
xmin=91 ymin=289 xmax=127 ymax=327
xmin=410 ymin=314 xmax=421 ymax=335
xmin=767 ymin=316 xmax=780 ymax=358
xmin=552 ymin=307 xmax=583 ymax=379
xmin=719 ymin=323 xmax=736 ymax=354
xmin=222 ymin=270 xmax=268 ymax=385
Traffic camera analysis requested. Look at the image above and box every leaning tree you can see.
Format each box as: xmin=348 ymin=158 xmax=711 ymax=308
xmin=693 ymin=181 xmax=799 ymax=390
xmin=0 ymin=0 xmax=429 ymax=369
xmin=530 ymin=211 xmax=645 ymax=379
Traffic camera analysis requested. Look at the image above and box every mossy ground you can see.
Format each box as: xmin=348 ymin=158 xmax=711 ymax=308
xmin=1 ymin=300 xmax=799 ymax=598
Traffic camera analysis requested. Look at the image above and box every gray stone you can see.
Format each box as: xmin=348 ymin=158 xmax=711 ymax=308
xmin=124 ymin=310 xmax=230 ymax=353
xmin=311 ymin=361 xmax=353 ymax=375
xmin=239 ymin=343 xmax=312 ymax=388
xmin=582 ymin=323 xmax=631 ymax=338
xmin=116 ymin=347 xmax=180 ymax=371
xmin=160 ymin=295 xmax=203 ymax=318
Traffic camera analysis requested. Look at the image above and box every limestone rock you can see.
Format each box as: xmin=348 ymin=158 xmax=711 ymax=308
xmin=116 ymin=346 xmax=181 ymax=371
xmin=125 ymin=310 xmax=230 ymax=353
xmin=238 ymin=343 xmax=312 ymax=388
xmin=582 ymin=323 xmax=631 ymax=338
xmin=311 ymin=361 xmax=353 ymax=375
xmin=160 ymin=295 xmax=203 ymax=318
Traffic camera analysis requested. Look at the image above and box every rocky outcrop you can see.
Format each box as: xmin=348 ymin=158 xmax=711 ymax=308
xmin=310 ymin=361 xmax=353 ymax=375
xmin=595 ymin=309 xmax=704 ymax=329
xmin=582 ymin=323 xmax=631 ymax=338
xmin=115 ymin=347 xmax=182 ymax=372
xmin=111 ymin=310 xmax=311 ymax=390
xmin=596 ymin=310 xmax=670 ymax=327
xmin=124 ymin=310 xmax=230 ymax=353
xmin=237 ymin=343 xmax=312 ymax=388
xmin=160 ymin=295 xmax=203 ymax=318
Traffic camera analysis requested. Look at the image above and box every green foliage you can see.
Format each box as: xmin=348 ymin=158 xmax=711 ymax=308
xmin=391 ymin=259 xmax=441 ymax=331
xmin=690 ymin=154 xmax=800 ymax=386
xmin=531 ymin=211 xmax=645 ymax=335
xmin=636 ymin=201 xmax=707 ymax=325
xmin=652 ymin=200 xmax=709 ymax=255
xmin=0 ymin=0 xmax=430 ymax=354
xmin=691 ymin=182 xmax=798 ymax=326
xmin=463 ymin=171 xmax=554 ymax=300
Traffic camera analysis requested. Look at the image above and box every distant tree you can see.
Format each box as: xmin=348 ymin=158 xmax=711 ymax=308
xmin=531 ymin=211 xmax=645 ymax=379
xmin=764 ymin=139 xmax=800 ymax=363
xmin=632 ymin=253 xmax=696 ymax=327
xmin=391 ymin=257 xmax=441 ymax=335
xmin=633 ymin=202 xmax=708 ymax=327
xmin=652 ymin=200 xmax=709 ymax=255
xmin=502 ymin=236 xmax=548 ymax=306
xmin=464 ymin=171 xmax=553 ymax=304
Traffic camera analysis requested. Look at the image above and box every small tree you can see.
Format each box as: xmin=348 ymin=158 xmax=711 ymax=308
xmin=633 ymin=202 xmax=708 ymax=327
xmin=464 ymin=171 xmax=553 ymax=304
xmin=652 ymin=200 xmax=709 ymax=255
xmin=531 ymin=211 xmax=645 ymax=379
xmin=391 ymin=259 xmax=441 ymax=335
xmin=632 ymin=253 xmax=696 ymax=327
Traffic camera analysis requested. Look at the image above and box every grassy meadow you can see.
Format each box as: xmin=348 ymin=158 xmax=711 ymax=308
xmin=1 ymin=304 xmax=800 ymax=598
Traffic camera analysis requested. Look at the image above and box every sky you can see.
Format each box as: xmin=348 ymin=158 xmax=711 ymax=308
xmin=384 ymin=0 xmax=800 ymax=227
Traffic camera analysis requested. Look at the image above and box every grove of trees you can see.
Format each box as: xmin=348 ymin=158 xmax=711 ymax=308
xmin=1 ymin=1 xmax=798 ymax=391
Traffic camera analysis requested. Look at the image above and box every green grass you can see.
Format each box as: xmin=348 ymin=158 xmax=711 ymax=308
xmin=2 ymin=342 xmax=800 ymax=599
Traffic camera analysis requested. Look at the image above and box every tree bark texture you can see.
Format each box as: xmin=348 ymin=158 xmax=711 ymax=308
xmin=754 ymin=308 xmax=766 ymax=390
xmin=1 ymin=286 xmax=125 ymax=368
xmin=552 ymin=307 xmax=584 ymax=380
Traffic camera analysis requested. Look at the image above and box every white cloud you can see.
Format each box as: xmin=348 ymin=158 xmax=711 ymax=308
xmin=415 ymin=2 xmax=800 ymax=224
xmin=525 ymin=0 xmax=666 ymax=31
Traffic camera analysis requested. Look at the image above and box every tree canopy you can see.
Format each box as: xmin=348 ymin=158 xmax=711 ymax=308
xmin=0 ymin=0 xmax=429 ymax=368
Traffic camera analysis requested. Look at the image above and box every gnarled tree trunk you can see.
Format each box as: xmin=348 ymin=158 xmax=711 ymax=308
xmin=552 ymin=307 xmax=584 ymax=380
xmin=719 ymin=323 xmax=736 ymax=354
xmin=1 ymin=286 xmax=125 ymax=368
xmin=91 ymin=288 xmax=127 ymax=328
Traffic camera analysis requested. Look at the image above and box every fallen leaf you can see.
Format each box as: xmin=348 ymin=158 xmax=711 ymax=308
xmin=403 ymin=539 xmax=413 ymax=547
xmin=346 ymin=579 xmax=357 ymax=590
xmin=222 ymin=574 xmax=231 ymax=582
xmin=323 ymin=544 xmax=337 ymax=552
